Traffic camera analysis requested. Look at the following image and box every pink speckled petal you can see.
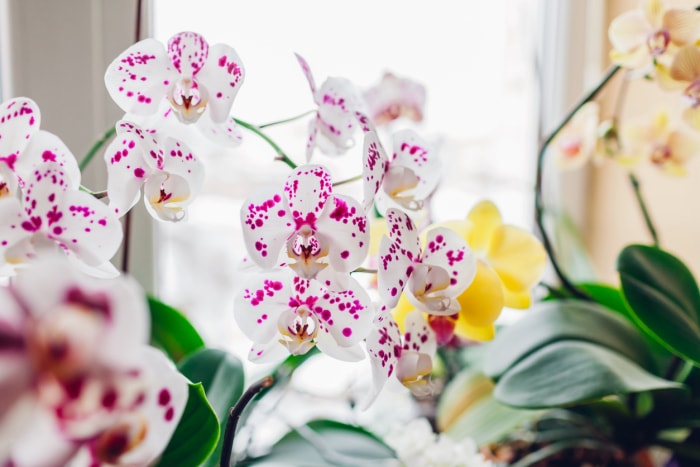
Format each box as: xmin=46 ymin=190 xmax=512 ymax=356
xmin=362 ymin=131 xmax=389 ymax=213
xmin=391 ymin=129 xmax=441 ymax=200
xmin=104 ymin=131 xmax=150 ymax=217
xmin=363 ymin=313 xmax=402 ymax=409
xmin=167 ymin=32 xmax=209 ymax=77
xmin=196 ymin=113 xmax=244 ymax=147
xmin=305 ymin=116 xmax=320 ymax=162
xmin=316 ymin=194 xmax=369 ymax=273
xmin=160 ymin=137 xmax=204 ymax=191
xmin=115 ymin=346 xmax=188 ymax=466
xmin=295 ymin=53 xmax=317 ymax=98
xmin=402 ymin=310 xmax=436 ymax=358
xmin=19 ymin=130 xmax=81 ymax=191
xmin=104 ymin=38 xmax=173 ymax=116
xmin=241 ymin=188 xmax=293 ymax=269
xmin=377 ymin=208 xmax=421 ymax=308
xmin=312 ymin=277 xmax=373 ymax=351
xmin=198 ymin=43 xmax=245 ymax=123
xmin=315 ymin=78 xmax=360 ymax=154
xmin=234 ymin=271 xmax=290 ymax=343
xmin=248 ymin=339 xmax=289 ymax=363
xmin=284 ymin=165 xmax=332 ymax=226
xmin=0 ymin=198 xmax=31 ymax=266
xmin=0 ymin=98 xmax=40 ymax=168
xmin=420 ymin=227 xmax=476 ymax=298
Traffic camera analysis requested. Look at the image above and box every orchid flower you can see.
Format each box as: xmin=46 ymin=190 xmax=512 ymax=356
xmin=105 ymin=31 xmax=245 ymax=147
xmin=670 ymin=45 xmax=700 ymax=131
xmin=104 ymin=120 xmax=204 ymax=221
xmin=296 ymin=54 xmax=364 ymax=161
xmin=241 ymin=164 xmax=369 ymax=282
xmin=378 ymin=208 xmax=476 ymax=315
xmin=362 ymin=129 xmax=441 ymax=214
xmin=364 ymin=310 xmax=437 ymax=407
xmin=234 ymin=269 xmax=373 ymax=362
xmin=0 ymin=152 xmax=121 ymax=275
xmin=547 ymin=102 xmax=599 ymax=171
xmin=363 ymin=72 xmax=426 ymax=127
xmin=0 ymin=257 xmax=188 ymax=466
xmin=609 ymin=0 xmax=700 ymax=80
xmin=619 ymin=110 xmax=700 ymax=175
xmin=436 ymin=200 xmax=546 ymax=341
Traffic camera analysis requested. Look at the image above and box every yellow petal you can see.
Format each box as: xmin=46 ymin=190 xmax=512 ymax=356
xmin=682 ymin=106 xmax=700 ymax=130
xmin=392 ymin=292 xmax=415 ymax=334
xmin=487 ymin=225 xmax=547 ymax=292
xmin=465 ymin=200 xmax=502 ymax=251
xmin=670 ymin=45 xmax=700 ymax=82
xmin=609 ymin=10 xmax=650 ymax=52
xmin=456 ymin=260 xmax=504 ymax=327
xmin=454 ymin=321 xmax=495 ymax=342
xmin=655 ymin=61 xmax=687 ymax=90
xmin=503 ymin=286 xmax=533 ymax=309
xmin=610 ymin=47 xmax=650 ymax=69
xmin=664 ymin=9 xmax=700 ymax=46
xmin=368 ymin=217 xmax=388 ymax=256
xmin=661 ymin=161 xmax=688 ymax=176
xmin=644 ymin=0 xmax=666 ymax=27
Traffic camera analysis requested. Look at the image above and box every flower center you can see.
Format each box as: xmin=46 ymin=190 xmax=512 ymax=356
xmin=408 ymin=264 xmax=457 ymax=314
xmin=277 ymin=306 xmax=319 ymax=355
xmin=650 ymin=143 xmax=672 ymax=165
xmin=647 ymin=29 xmax=670 ymax=57
xmin=684 ymin=81 xmax=700 ymax=109
xmin=559 ymin=135 xmax=583 ymax=158
xmin=168 ymin=78 xmax=208 ymax=123
xmin=286 ymin=227 xmax=327 ymax=279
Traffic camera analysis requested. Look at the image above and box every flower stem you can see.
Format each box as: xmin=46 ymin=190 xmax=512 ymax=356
xmin=352 ymin=267 xmax=377 ymax=274
xmin=220 ymin=375 xmax=275 ymax=467
xmin=233 ymin=118 xmax=297 ymax=169
xmin=628 ymin=172 xmax=659 ymax=247
xmin=79 ymin=126 xmax=116 ymax=172
xmin=258 ymin=110 xmax=315 ymax=129
xmin=535 ymin=65 xmax=621 ymax=300
xmin=78 ymin=186 xmax=107 ymax=199
xmin=333 ymin=174 xmax=363 ymax=187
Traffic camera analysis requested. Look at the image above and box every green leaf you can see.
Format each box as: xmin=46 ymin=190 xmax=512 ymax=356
xmin=157 ymin=382 xmax=219 ymax=467
xmin=618 ymin=244 xmax=700 ymax=365
xmin=241 ymin=419 xmax=396 ymax=466
xmin=148 ymin=296 xmax=205 ymax=363
xmin=178 ymin=348 xmax=245 ymax=467
xmin=493 ymin=341 xmax=686 ymax=409
xmin=483 ymin=300 xmax=658 ymax=379
xmin=577 ymin=283 xmax=631 ymax=318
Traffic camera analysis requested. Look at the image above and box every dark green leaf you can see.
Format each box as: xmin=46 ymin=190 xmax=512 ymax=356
xmin=148 ymin=296 xmax=205 ymax=363
xmin=493 ymin=341 xmax=686 ymax=409
xmin=157 ymin=382 xmax=219 ymax=467
xmin=241 ymin=419 xmax=395 ymax=466
xmin=618 ymin=244 xmax=700 ymax=364
xmin=178 ymin=348 xmax=245 ymax=467
xmin=483 ymin=300 xmax=658 ymax=379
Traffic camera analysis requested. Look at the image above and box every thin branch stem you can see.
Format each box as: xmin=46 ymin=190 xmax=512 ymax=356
xmin=234 ymin=118 xmax=297 ymax=169
xmin=78 ymin=186 xmax=108 ymax=199
xmin=258 ymin=110 xmax=315 ymax=129
xmin=79 ymin=126 xmax=116 ymax=172
xmin=628 ymin=172 xmax=660 ymax=247
xmin=535 ymin=65 xmax=621 ymax=300
xmin=220 ymin=376 xmax=275 ymax=467
xmin=352 ymin=267 xmax=377 ymax=274
xmin=333 ymin=174 xmax=363 ymax=187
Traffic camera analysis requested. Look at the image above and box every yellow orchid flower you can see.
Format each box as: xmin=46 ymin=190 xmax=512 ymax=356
xmin=609 ymin=0 xmax=700 ymax=79
xmin=619 ymin=110 xmax=700 ymax=175
xmin=547 ymin=102 xmax=599 ymax=171
xmin=670 ymin=45 xmax=700 ymax=132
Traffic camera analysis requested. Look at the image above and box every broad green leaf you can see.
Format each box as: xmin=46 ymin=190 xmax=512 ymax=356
xmin=157 ymin=382 xmax=219 ymax=467
xmin=618 ymin=244 xmax=700 ymax=365
xmin=483 ymin=300 xmax=658 ymax=379
xmin=577 ymin=283 xmax=630 ymax=319
xmin=240 ymin=419 xmax=395 ymax=466
xmin=493 ymin=341 xmax=686 ymax=409
xmin=178 ymin=348 xmax=245 ymax=467
xmin=148 ymin=296 xmax=205 ymax=363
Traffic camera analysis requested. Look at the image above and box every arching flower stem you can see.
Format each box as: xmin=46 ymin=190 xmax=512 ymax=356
xmin=258 ymin=109 xmax=316 ymax=129
xmin=79 ymin=126 xmax=117 ymax=172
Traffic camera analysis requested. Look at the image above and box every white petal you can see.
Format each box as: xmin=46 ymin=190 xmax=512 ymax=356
xmin=377 ymin=208 xmax=421 ymax=308
xmin=234 ymin=271 xmax=290 ymax=344
xmin=362 ymin=313 xmax=402 ymax=409
xmin=197 ymin=43 xmax=245 ymax=123
xmin=361 ymin=131 xmax=389 ymax=213
xmin=240 ymin=188 xmax=293 ymax=269
xmin=316 ymin=194 xmax=369 ymax=273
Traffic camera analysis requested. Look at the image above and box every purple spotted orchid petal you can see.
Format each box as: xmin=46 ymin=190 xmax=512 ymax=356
xmin=284 ymin=165 xmax=333 ymax=225
xmin=316 ymin=194 xmax=369 ymax=273
xmin=314 ymin=78 xmax=362 ymax=156
xmin=361 ymin=131 xmax=389 ymax=213
xmin=377 ymin=208 xmax=421 ymax=308
xmin=363 ymin=312 xmax=402 ymax=409
xmin=104 ymin=39 xmax=173 ymax=116
xmin=104 ymin=126 xmax=153 ymax=217
xmin=0 ymin=198 xmax=32 ymax=267
xmin=19 ymin=130 xmax=81 ymax=191
xmin=391 ymin=129 xmax=441 ymax=201
xmin=305 ymin=117 xmax=320 ymax=162
xmin=167 ymin=32 xmax=209 ymax=78
xmin=160 ymin=136 xmax=204 ymax=190
xmin=295 ymin=53 xmax=317 ymax=98
xmin=247 ymin=339 xmax=290 ymax=363
xmin=363 ymin=72 xmax=426 ymax=126
xmin=0 ymin=98 xmax=40 ymax=196
xmin=396 ymin=310 xmax=436 ymax=396
xmin=234 ymin=270 xmax=290 ymax=345
xmin=241 ymin=188 xmax=293 ymax=269
xmin=197 ymin=43 xmax=245 ymax=123
xmin=196 ymin=113 xmax=244 ymax=147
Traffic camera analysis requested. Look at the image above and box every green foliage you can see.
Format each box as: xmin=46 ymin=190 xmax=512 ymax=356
xmin=240 ymin=419 xmax=396 ymax=466
xmin=178 ymin=348 xmax=246 ymax=467
xmin=157 ymin=383 xmax=220 ymax=467
xmin=618 ymin=244 xmax=700 ymax=365
xmin=148 ymin=296 xmax=205 ymax=363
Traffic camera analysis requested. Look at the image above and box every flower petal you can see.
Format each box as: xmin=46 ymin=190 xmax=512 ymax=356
xmin=21 ymin=130 xmax=81 ymax=190
xmin=317 ymin=195 xmax=369 ymax=273
xmin=314 ymin=78 xmax=361 ymax=155
xmin=391 ymin=129 xmax=441 ymax=200
xmin=362 ymin=131 xmax=389 ymax=213
xmin=378 ymin=209 xmax=421 ymax=308
xmin=670 ymin=45 xmax=700 ymax=82
xmin=196 ymin=114 xmax=244 ymax=147
xmin=167 ymin=32 xmax=209 ymax=77
xmin=104 ymin=126 xmax=151 ymax=217
xmin=487 ymin=224 xmax=547 ymax=295
xmin=234 ymin=271 xmax=290 ymax=344
xmin=608 ymin=10 xmax=649 ymax=53
xmin=143 ymin=173 xmax=193 ymax=222
xmin=465 ymin=200 xmax=503 ymax=252
xmin=313 ymin=277 xmax=373 ymax=350
xmin=295 ymin=53 xmax=317 ymax=98
xmin=364 ymin=313 xmax=402 ymax=408
xmin=420 ymin=227 xmax=476 ymax=298
xmin=665 ymin=9 xmax=700 ymax=46
xmin=453 ymin=321 xmax=496 ymax=342
xmin=197 ymin=43 xmax=245 ymax=123
xmin=285 ymin=165 xmax=332 ymax=225
xmin=456 ymin=260 xmax=505 ymax=327
xmin=682 ymin=106 xmax=700 ymax=131
xmin=104 ymin=38 xmax=173 ymax=116
xmin=0 ymin=98 xmax=40 ymax=172
xmin=241 ymin=188 xmax=292 ymax=269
